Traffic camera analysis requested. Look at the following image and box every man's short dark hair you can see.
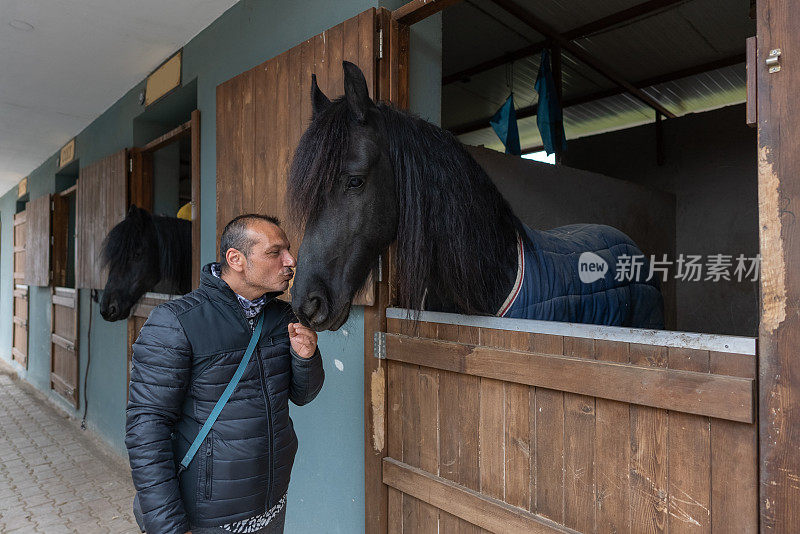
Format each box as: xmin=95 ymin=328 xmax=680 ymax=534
xmin=219 ymin=214 xmax=281 ymax=270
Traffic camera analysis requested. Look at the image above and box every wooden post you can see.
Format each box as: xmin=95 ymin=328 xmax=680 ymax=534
xmin=757 ymin=0 xmax=800 ymax=530
xmin=656 ymin=111 xmax=664 ymax=166
xmin=190 ymin=109 xmax=201 ymax=290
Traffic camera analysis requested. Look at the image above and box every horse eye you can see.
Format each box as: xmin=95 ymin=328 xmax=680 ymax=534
xmin=347 ymin=176 xmax=364 ymax=189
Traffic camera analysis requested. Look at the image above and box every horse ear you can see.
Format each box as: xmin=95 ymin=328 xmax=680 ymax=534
xmin=127 ymin=204 xmax=138 ymax=217
xmin=311 ymin=74 xmax=331 ymax=119
xmin=343 ymin=61 xmax=372 ymax=123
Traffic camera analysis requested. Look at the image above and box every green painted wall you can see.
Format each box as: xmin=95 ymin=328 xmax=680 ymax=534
xmin=0 ymin=0 xmax=441 ymax=530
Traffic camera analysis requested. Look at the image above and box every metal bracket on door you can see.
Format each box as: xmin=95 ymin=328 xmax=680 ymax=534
xmin=373 ymin=331 xmax=386 ymax=359
xmin=767 ymin=48 xmax=781 ymax=73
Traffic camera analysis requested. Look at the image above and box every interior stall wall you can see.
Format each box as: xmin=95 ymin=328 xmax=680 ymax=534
xmin=562 ymin=104 xmax=758 ymax=336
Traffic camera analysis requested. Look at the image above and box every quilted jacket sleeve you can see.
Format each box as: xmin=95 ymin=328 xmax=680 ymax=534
xmin=125 ymin=306 xmax=192 ymax=534
xmin=289 ymin=346 xmax=325 ymax=406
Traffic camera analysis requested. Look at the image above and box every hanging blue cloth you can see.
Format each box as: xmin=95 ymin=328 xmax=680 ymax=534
xmin=535 ymin=49 xmax=567 ymax=155
xmin=490 ymin=93 xmax=521 ymax=156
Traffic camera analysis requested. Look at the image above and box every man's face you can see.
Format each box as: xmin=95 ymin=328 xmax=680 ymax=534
xmin=241 ymin=221 xmax=296 ymax=294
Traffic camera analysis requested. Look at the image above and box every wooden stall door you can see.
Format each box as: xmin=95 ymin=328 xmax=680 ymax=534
xmin=215 ymin=8 xmax=376 ymax=305
xmin=12 ymin=211 xmax=28 ymax=367
xmin=381 ymin=314 xmax=758 ymax=533
xmin=76 ymin=150 xmax=128 ymax=289
xmin=25 ymin=194 xmax=52 ymax=286
xmin=51 ymin=288 xmax=79 ymax=407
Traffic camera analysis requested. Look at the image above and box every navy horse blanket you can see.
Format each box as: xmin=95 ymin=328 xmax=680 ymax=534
xmin=498 ymin=224 xmax=664 ymax=329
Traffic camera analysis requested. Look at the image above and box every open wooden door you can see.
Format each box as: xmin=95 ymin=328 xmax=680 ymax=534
xmin=756 ymin=1 xmax=800 ymax=530
xmin=76 ymin=149 xmax=128 ymax=289
xmin=25 ymin=194 xmax=52 ymax=286
xmin=12 ymin=210 xmax=28 ymax=367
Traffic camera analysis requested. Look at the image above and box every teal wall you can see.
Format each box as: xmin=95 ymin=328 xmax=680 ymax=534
xmin=0 ymin=0 xmax=441 ymax=531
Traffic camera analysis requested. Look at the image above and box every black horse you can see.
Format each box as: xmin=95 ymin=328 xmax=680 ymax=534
xmin=288 ymin=62 xmax=663 ymax=332
xmin=99 ymin=205 xmax=192 ymax=321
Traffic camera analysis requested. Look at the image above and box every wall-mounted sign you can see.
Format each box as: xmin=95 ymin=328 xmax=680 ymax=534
xmin=18 ymin=177 xmax=27 ymax=198
xmin=59 ymin=138 xmax=76 ymax=168
xmin=145 ymin=50 xmax=182 ymax=106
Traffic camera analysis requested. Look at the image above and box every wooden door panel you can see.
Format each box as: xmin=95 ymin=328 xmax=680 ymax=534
xmin=12 ymin=285 xmax=28 ymax=368
xmin=77 ymin=150 xmax=127 ymax=289
xmin=50 ymin=287 xmax=78 ymax=407
xmin=383 ymin=316 xmax=758 ymax=533
xmin=25 ymin=194 xmax=52 ymax=286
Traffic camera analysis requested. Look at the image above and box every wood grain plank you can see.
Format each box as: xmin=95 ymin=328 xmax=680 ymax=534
xmin=437 ymin=324 xmax=480 ymax=533
xmin=667 ymin=347 xmax=711 ymax=533
xmin=275 ymin=52 xmax=290 ymax=227
xmin=327 ymin=22 xmax=344 ymax=98
xmin=384 ymin=334 xmax=754 ymax=423
xmin=595 ymin=339 xmax=631 ymax=534
xmin=709 ymin=351 xmax=757 ymax=533
xmin=383 ymin=458 xmax=577 ymax=534
xmin=630 ymin=343 xmax=668 ymax=534
xmin=483 ymin=329 xmax=531 ymax=512
xmin=387 ymin=358 xmax=404 ymax=533
xmin=563 ymin=337 xmax=595 ymax=532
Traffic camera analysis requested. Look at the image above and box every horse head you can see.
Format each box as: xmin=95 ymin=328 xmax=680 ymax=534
xmin=288 ymin=62 xmax=398 ymax=331
xmin=100 ymin=205 xmax=161 ymax=321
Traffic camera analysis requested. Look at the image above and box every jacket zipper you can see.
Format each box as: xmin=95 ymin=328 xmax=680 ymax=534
xmin=255 ymin=347 xmax=274 ymax=506
xmin=205 ymin=433 xmax=213 ymax=499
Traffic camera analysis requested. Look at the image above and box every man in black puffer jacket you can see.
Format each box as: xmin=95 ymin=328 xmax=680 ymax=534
xmin=126 ymin=214 xmax=324 ymax=534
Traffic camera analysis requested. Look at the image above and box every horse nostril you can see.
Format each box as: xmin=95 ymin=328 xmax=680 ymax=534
xmin=302 ymin=295 xmax=321 ymax=319
xmin=302 ymin=290 xmax=328 ymax=325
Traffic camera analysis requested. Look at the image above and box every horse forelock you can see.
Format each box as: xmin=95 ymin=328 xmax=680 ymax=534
xmin=100 ymin=210 xmax=152 ymax=270
xmin=288 ymin=97 xmax=352 ymax=232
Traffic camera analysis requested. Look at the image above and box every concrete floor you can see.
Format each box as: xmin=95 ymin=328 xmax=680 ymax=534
xmin=0 ymin=371 xmax=139 ymax=533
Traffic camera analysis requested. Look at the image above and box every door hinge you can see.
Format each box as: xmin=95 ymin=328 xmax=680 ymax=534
xmin=376 ymin=254 xmax=383 ymax=282
xmin=129 ymin=158 xmax=134 ymax=172
xmin=50 ymin=236 xmax=54 ymax=245
xmin=373 ymin=331 xmax=386 ymax=359
xmin=378 ymin=28 xmax=384 ymax=60
xmin=767 ymin=48 xmax=782 ymax=73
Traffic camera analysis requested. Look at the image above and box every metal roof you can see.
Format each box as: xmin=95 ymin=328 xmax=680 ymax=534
xmin=443 ymin=0 xmax=755 ymax=151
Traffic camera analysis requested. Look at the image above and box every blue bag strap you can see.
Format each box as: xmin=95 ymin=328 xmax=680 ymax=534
xmin=178 ymin=313 xmax=264 ymax=473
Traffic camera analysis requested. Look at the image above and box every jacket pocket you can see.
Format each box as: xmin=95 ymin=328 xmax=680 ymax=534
xmin=204 ymin=433 xmax=213 ymax=499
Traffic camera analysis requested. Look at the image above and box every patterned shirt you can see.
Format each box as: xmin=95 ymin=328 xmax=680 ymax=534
xmin=210 ymin=263 xmax=269 ymax=328
xmin=209 ymin=262 xmax=288 ymax=532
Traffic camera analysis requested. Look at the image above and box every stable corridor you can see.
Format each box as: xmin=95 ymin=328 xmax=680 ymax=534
xmin=0 ymin=372 xmax=138 ymax=533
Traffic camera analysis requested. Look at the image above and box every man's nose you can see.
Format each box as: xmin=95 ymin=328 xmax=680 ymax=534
xmin=284 ymin=251 xmax=297 ymax=268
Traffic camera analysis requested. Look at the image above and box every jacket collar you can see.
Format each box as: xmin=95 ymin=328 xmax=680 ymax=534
xmin=199 ymin=263 xmax=283 ymax=308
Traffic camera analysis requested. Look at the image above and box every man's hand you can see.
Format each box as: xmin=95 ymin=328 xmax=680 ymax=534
xmin=288 ymin=323 xmax=318 ymax=359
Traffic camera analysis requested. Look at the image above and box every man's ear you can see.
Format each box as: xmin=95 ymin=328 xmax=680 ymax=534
xmin=224 ymin=248 xmax=246 ymax=273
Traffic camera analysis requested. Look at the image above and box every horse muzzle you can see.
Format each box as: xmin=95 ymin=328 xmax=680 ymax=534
xmin=292 ymin=287 xmax=351 ymax=332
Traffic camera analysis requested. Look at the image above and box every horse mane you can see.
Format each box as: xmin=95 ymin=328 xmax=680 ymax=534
xmin=288 ymin=98 xmax=525 ymax=315
xmin=151 ymin=214 xmax=192 ymax=291
xmin=100 ymin=209 xmax=192 ymax=292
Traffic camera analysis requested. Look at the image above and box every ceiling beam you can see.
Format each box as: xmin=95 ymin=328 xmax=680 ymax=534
xmin=443 ymin=0 xmax=687 ymax=85
xmin=393 ymin=0 xmax=464 ymax=25
xmin=488 ymin=0 xmax=677 ymax=118
xmin=448 ymin=53 xmax=745 ymax=136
